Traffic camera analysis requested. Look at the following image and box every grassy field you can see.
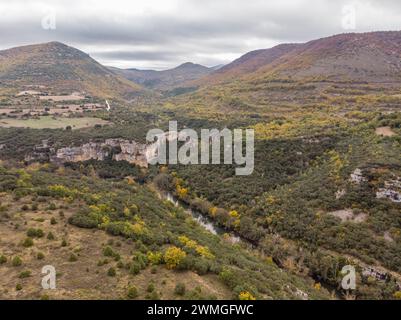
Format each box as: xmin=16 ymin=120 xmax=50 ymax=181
xmin=0 ymin=116 xmax=110 ymax=130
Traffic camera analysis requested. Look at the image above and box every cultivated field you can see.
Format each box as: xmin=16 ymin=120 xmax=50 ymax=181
xmin=0 ymin=116 xmax=110 ymax=130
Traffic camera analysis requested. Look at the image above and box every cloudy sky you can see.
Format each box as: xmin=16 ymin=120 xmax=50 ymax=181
xmin=0 ymin=0 xmax=400 ymax=69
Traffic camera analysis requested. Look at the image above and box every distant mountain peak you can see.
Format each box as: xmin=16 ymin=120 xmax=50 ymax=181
xmin=173 ymin=62 xmax=209 ymax=70
xmin=178 ymin=62 xmax=196 ymax=67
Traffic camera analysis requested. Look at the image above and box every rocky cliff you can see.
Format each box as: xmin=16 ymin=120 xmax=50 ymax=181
xmin=25 ymin=131 xmax=195 ymax=167
xmin=52 ymin=139 xmax=149 ymax=167
xmin=24 ymin=138 xmax=151 ymax=167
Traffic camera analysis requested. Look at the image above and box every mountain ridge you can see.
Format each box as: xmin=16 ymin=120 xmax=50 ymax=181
xmin=110 ymin=62 xmax=212 ymax=91
xmin=194 ymin=31 xmax=401 ymax=87
xmin=0 ymin=41 xmax=143 ymax=99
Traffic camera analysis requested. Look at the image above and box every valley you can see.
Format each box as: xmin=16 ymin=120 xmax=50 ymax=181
xmin=0 ymin=30 xmax=400 ymax=301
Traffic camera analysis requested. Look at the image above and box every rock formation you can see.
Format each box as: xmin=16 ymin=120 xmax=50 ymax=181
xmin=52 ymin=139 xmax=150 ymax=167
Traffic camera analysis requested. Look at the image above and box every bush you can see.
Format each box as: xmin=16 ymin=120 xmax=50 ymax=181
xmin=22 ymin=237 xmax=34 ymax=248
xmin=19 ymin=270 xmax=31 ymax=278
xmin=16 ymin=284 xmax=22 ymax=291
xmin=26 ymin=228 xmax=44 ymax=238
xmin=107 ymin=267 xmax=116 ymax=277
xmin=37 ymin=252 xmax=45 ymax=260
xmin=164 ymin=246 xmax=186 ymax=269
xmin=50 ymin=217 xmax=57 ymax=225
xmin=127 ymin=286 xmax=138 ymax=299
xmin=47 ymin=232 xmax=55 ymax=240
xmin=193 ymin=259 xmax=210 ymax=275
xmin=146 ymin=291 xmax=160 ymax=300
xmin=68 ymin=254 xmax=78 ymax=262
xmin=97 ymin=259 xmax=109 ymax=266
xmin=12 ymin=256 xmax=22 ymax=267
xmin=0 ymin=255 xmax=7 ymax=264
xmin=238 ymin=291 xmax=256 ymax=300
xmin=129 ymin=262 xmax=141 ymax=275
xmin=154 ymin=173 xmax=174 ymax=191
xmin=103 ymin=246 xmax=116 ymax=257
xmin=147 ymin=283 xmax=155 ymax=293
xmin=147 ymin=251 xmax=163 ymax=265
xmin=174 ymin=283 xmax=186 ymax=296
xmin=132 ymin=252 xmax=148 ymax=269
xmin=68 ymin=213 xmax=98 ymax=229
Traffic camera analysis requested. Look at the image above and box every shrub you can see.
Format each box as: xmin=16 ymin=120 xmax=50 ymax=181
xmin=174 ymin=283 xmax=186 ymax=296
xmin=164 ymin=246 xmax=186 ymax=269
xmin=68 ymin=254 xmax=78 ymax=262
xmin=68 ymin=213 xmax=98 ymax=229
xmin=107 ymin=267 xmax=116 ymax=277
xmin=132 ymin=252 xmax=148 ymax=269
xmin=47 ymin=232 xmax=55 ymax=240
xmin=22 ymin=237 xmax=34 ymax=248
xmin=193 ymin=259 xmax=209 ymax=275
xmin=147 ymin=251 xmax=163 ymax=265
xmin=19 ymin=270 xmax=31 ymax=278
xmin=12 ymin=256 xmax=22 ymax=267
xmin=103 ymin=246 xmax=115 ymax=257
xmin=26 ymin=228 xmax=44 ymax=238
xmin=16 ymin=284 xmax=22 ymax=291
xmin=50 ymin=217 xmax=57 ymax=225
xmin=129 ymin=262 xmax=141 ymax=275
xmin=147 ymin=283 xmax=155 ymax=293
xmin=37 ymin=252 xmax=45 ymax=260
xmin=147 ymin=291 xmax=160 ymax=300
xmin=97 ymin=259 xmax=109 ymax=266
xmin=238 ymin=291 xmax=256 ymax=300
xmin=127 ymin=286 xmax=138 ymax=299
xmin=0 ymin=255 xmax=7 ymax=264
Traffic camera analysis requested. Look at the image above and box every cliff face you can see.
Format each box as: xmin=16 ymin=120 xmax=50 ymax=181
xmin=25 ymin=132 xmax=192 ymax=167
xmin=52 ymin=139 xmax=149 ymax=167
xmin=23 ymin=138 xmax=151 ymax=167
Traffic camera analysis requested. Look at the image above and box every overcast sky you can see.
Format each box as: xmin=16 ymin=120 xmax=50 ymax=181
xmin=0 ymin=0 xmax=400 ymax=69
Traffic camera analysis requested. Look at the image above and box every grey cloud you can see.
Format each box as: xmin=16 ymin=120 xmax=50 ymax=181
xmin=0 ymin=0 xmax=400 ymax=69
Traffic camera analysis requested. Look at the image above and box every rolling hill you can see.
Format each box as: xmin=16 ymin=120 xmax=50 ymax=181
xmin=251 ymin=31 xmax=401 ymax=82
xmin=195 ymin=43 xmax=300 ymax=85
xmin=195 ymin=31 xmax=401 ymax=87
xmin=0 ymin=42 xmax=143 ymax=99
xmin=110 ymin=62 xmax=212 ymax=91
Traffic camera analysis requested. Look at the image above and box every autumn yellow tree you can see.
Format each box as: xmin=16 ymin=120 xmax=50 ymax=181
xmin=164 ymin=246 xmax=186 ymax=269
xmin=176 ymin=185 xmax=188 ymax=199
xmin=238 ymin=291 xmax=256 ymax=300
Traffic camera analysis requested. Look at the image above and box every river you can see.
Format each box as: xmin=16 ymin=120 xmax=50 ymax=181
xmin=163 ymin=192 xmax=241 ymax=243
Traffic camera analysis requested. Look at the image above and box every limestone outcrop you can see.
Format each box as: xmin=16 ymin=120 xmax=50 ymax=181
xmin=52 ymin=139 xmax=150 ymax=167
